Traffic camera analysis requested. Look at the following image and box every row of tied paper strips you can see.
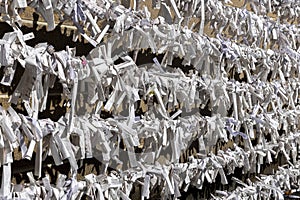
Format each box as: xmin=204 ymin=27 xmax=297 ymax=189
xmin=1 ymin=0 xmax=300 ymax=199
xmin=2 ymin=0 xmax=300 ymax=50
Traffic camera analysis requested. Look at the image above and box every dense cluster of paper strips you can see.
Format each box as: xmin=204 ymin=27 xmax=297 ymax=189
xmin=0 ymin=0 xmax=300 ymax=199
